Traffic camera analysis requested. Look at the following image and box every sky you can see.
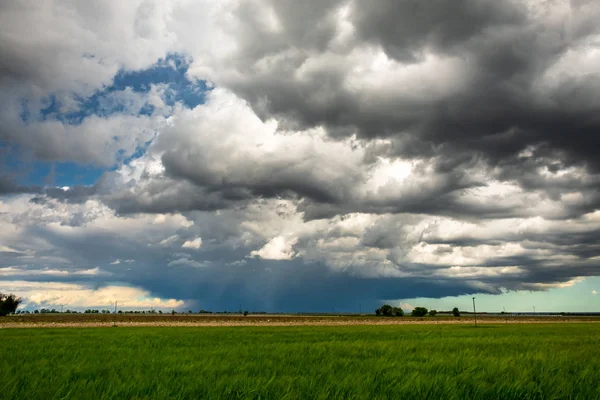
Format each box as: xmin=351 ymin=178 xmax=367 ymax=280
xmin=1 ymin=0 xmax=600 ymax=313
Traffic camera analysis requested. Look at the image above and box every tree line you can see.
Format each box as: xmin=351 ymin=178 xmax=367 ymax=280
xmin=376 ymin=304 xmax=461 ymax=317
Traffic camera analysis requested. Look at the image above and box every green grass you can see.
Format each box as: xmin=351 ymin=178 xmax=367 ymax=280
xmin=1 ymin=324 xmax=599 ymax=399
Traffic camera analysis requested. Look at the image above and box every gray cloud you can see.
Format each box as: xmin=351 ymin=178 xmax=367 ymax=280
xmin=351 ymin=0 xmax=525 ymax=62
xmin=208 ymin=0 xmax=600 ymax=180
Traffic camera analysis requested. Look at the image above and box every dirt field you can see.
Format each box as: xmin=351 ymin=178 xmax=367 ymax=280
xmin=1 ymin=313 xmax=599 ymax=328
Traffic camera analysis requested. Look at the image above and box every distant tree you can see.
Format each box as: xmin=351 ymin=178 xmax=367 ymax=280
xmin=0 ymin=293 xmax=22 ymax=316
xmin=243 ymin=310 xmax=249 ymax=317
xmin=188 ymin=310 xmax=193 ymax=314
xmin=171 ymin=310 xmax=176 ymax=315
xmin=375 ymin=304 xmax=403 ymax=317
xmin=376 ymin=304 xmax=394 ymax=316
xmin=411 ymin=307 xmax=428 ymax=317
xmin=34 ymin=309 xmax=39 ymax=314
xmin=452 ymin=307 xmax=460 ymax=317
xmin=158 ymin=310 xmax=163 ymax=314
xmin=428 ymin=310 xmax=437 ymax=317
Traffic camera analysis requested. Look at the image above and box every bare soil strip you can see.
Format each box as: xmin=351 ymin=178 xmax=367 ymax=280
xmin=2 ymin=316 xmax=599 ymax=328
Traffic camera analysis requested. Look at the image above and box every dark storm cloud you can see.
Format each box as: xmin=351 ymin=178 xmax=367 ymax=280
xmin=0 ymin=173 xmax=97 ymax=201
xmin=81 ymin=260 xmax=483 ymax=313
xmin=2 ymin=219 xmax=485 ymax=311
xmin=161 ymin=151 xmax=349 ymax=205
xmin=351 ymin=0 xmax=525 ymax=61
xmin=219 ymin=0 xmax=600 ymax=179
xmin=0 ymin=175 xmax=40 ymax=195
xmin=102 ymin=177 xmax=239 ymax=214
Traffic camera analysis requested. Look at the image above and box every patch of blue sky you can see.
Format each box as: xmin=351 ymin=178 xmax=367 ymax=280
xmin=1 ymin=144 xmax=104 ymax=187
xmin=109 ymin=137 xmax=155 ymax=171
xmin=35 ymin=53 xmax=209 ymax=125
xmin=8 ymin=53 xmax=209 ymax=188
xmin=399 ymin=276 xmax=600 ymax=313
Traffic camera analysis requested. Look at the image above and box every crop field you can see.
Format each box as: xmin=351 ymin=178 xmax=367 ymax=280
xmin=1 ymin=324 xmax=599 ymax=399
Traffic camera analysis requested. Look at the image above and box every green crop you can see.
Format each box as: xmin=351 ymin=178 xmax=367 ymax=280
xmin=1 ymin=324 xmax=599 ymax=399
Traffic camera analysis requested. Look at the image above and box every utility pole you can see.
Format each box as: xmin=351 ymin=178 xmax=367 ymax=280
xmin=472 ymin=297 xmax=477 ymax=327
xmin=113 ymin=301 xmax=117 ymax=327
xmin=359 ymin=303 xmax=362 ymax=315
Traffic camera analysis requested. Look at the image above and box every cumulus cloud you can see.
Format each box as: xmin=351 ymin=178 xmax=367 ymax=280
xmin=2 ymin=280 xmax=185 ymax=309
xmin=182 ymin=237 xmax=202 ymax=249
xmin=2 ymin=0 xmax=600 ymax=311
xmin=0 ymin=266 xmax=109 ymax=277
xmin=251 ymin=236 xmax=298 ymax=260
xmin=167 ymin=258 xmax=207 ymax=268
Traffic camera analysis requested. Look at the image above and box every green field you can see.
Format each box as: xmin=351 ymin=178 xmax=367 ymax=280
xmin=1 ymin=324 xmax=599 ymax=399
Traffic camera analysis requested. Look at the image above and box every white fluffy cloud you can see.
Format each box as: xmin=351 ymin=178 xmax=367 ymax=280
xmin=0 ymin=267 xmax=108 ymax=277
xmin=182 ymin=237 xmax=202 ymax=249
xmin=2 ymin=280 xmax=185 ymax=309
xmin=251 ymin=236 xmax=298 ymax=260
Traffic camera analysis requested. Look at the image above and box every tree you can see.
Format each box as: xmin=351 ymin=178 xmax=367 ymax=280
xmin=411 ymin=307 xmax=428 ymax=317
xmin=452 ymin=307 xmax=460 ymax=317
xmin=376 ymin=304 xmax=393 ymax=316
xmin=376 ymin=304 xmax=403 ymax=317
xmin=243 ymin=310 xmax=249 ymax=317
xmin=428 ymin=309 xmax=437 ymax=317
xmin=0 ymin=293 xmax=22 ymax=316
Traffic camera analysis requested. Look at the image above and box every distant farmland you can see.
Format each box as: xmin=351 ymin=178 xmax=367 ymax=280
xmin=1 ymin=323 xmax=600 ymax=399
xmin=1 ymin=312 xmax=599 ymax=328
